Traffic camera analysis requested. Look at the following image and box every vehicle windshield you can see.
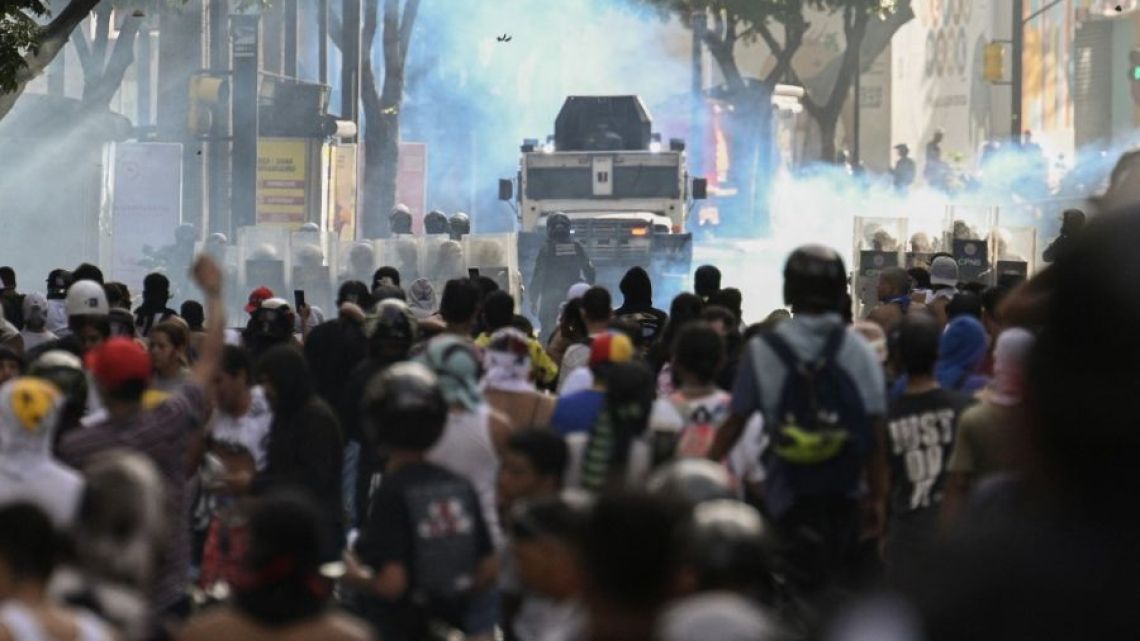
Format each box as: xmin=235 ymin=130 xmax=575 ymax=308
xmin=526 ymin=165 xmax=679 ymax=199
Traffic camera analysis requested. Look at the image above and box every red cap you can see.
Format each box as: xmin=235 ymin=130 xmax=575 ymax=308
xmin=85 ymin=337 xmax=152 ymax=393
xmin=245 ymin=286 xmax=274 ymax=313
xmin=589 ymin=332 xmax=635 ymax=369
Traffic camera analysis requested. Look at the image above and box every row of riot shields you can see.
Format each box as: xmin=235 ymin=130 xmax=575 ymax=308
xmin=853 ymin=206 xmax=1038 ymax=317
xmin=200 ymin=227 xmax=520 ymax=321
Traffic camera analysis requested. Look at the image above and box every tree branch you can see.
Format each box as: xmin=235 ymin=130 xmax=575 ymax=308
xmin=85 ymin=13 xmax=140 ymax=108
xmin=0 ymin=0 xmax=103 ymax=121
xmin=91 ymin=3 xmax=111 ymax=71
xmin=397 ymin=0 xmax=419 ymax=64
xmin=70 ymin=26 xmax=96 ymax=82
xmin=359 ymin=0 xmax=379 ymax=116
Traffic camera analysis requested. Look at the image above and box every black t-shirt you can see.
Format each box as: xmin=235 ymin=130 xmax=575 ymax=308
xmin=885 ymin=388 xmax=973 ymax=549
xmin=355 ymin=461 xmax=492 ymax=638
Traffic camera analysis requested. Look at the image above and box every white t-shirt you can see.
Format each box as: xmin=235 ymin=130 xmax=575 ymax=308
xmin=0 ymin=458 xmax=85 ymax=528
xmin=19 ymin=329 xmax=57 ymax=352
xmin=208 ymin=386 xmax=273 ymax=471
xmin=656 ymin=390 xmax=768 ymax=489
xmin=427 ymin=404 xmax=502 ymax=547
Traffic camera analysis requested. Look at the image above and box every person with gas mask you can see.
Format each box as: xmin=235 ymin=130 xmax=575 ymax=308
xmin=530 ymin=212 xmax=595 ymax=338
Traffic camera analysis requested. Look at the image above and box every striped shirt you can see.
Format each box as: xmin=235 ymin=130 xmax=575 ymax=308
xmin=59 ymin=383 xmax=208 ymax=612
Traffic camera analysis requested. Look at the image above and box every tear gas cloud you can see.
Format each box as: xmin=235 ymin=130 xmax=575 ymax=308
xmin=0 ymin=0 xmax=1134 ymax=322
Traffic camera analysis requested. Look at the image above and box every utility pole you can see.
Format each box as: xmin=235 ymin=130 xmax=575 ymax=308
xmin=284 ymin=0 xmax=298 ymax=78
xmin=230 ymin=13 xmax=260 ymax=234
xmin=1011 ymin=0 xmax=1023 ymax=145
xmin=207 ymin=0 xmax=231 ymax=236
xmin=318 ymin=0 xmax=329 ymax=85
xmin=852 ymin=48 xmax=861 ymax=166
xmin=340 ymin=0 xmax=361 ymax=134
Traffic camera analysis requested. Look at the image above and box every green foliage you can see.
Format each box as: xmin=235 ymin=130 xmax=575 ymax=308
xmin=0 ymin=0 xmax=48 ymax=93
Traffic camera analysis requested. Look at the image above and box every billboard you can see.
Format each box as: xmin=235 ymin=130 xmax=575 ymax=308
xmin=257 ymin=137 xmax=309 ymax=226
xmin=108 ymin=142 xmax=183 ymax=292
xmin=330 ymin=144 xmax=358 ymax=241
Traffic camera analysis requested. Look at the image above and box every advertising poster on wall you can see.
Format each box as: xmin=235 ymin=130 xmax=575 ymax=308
xmin=257 ymin=138 xmax=309 ymax=226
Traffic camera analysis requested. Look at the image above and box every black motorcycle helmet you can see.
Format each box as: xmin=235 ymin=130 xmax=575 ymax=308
xmin=448 ymin=212 xmax=471 ymax=240
xmin=681 ymin=499 xmax=774 ymax=596
xmin=547 ymin=212 xmax=572 ymax=242
xmin=646 ymin=459 xmax=736 ymax=507
xmin=363 ymin=361 xmax=448 ymax=451
xmin=424 ymin=210 xmax=449 ymax=235
xmin=783 ymin=244 xmax=847 ymax=313
xmin=390 ymin=204 xmax=413 ymax=235
xmin=366 ymin=299 xmax=418 ymax=361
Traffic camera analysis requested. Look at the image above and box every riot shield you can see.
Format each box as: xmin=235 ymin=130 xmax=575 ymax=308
xmin=422 ymin=236 xmax=468 ymax=295
xmin=237 ymin=226 xmax=290 ymax=301
xmin=463 ymin=233 xmax=520 ymax=300
xmin=289 ymin=230 xmax=337 ymax=314
xmin=853 ymin=217 xmax=907 ymax=318
xmin=337 ymin=239 xmax=380 ymax=287
xmin=374 ymin=236 xmax=424 ymax=287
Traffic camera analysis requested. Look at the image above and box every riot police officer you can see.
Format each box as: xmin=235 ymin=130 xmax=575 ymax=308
xmin=530 ymin=212 xmax=595 ymax=337
xmin=423 ymin=210 xmax=449 ymax=235
xmin=448 ymin=212 xmax=470 ymax=241
xmin=390 ymin=204 xmax=413 ymax=236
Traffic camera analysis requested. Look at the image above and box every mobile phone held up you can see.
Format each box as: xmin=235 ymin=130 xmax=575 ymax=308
xmin=294 ymin=289 xmax=306 ymax=311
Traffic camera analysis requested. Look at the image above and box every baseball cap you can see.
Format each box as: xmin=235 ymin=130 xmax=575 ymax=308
xmin=85 ymin=337 xmax=152 ymax=393
xmin=245 ymin=286 xmax=274 ymax=313
xmin=929 ymin=255 xmax=959 ymax=288
xmin=589 ymin=332 xmax=635 ymax=369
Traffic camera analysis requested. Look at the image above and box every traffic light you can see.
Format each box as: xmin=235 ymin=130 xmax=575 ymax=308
xmin=1130 ymin=49 xmax=1140 ymax=105
xmin=188 ymin=73 xmax=229 ymax=136
xmin=983 ymin=43 xmax=1004 ymax=83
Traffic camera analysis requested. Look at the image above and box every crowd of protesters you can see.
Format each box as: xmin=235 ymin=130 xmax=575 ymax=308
xmin=0 ymin=204 xmax=1138 ymax=641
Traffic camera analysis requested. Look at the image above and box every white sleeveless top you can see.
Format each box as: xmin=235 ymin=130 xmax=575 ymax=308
xmin=427 ymin=404 xmax=502 ymax=547
xmin=0 ymin=602 xmax=109 ymax=641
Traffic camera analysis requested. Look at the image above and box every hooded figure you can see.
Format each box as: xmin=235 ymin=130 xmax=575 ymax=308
xmin=935 ymin=315 xmax=990 ymax=395
xmin=0 ymin=377 xmax=84 ymax=527
xmin=614 ymin=266 xmax=668 ymax=345
xmin=407 ymin=278 xmax=437 ymax=319
xmin=254 ymin=346 xmax=344 ymax=562
xmin=134 ymin=272 xmax=178 ymax=338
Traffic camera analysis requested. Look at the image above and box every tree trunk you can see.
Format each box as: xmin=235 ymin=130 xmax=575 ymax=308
xmin=83 ymin=15 xmax=142 ymax=109
xmin=0 ymin=0 xmax=103 ymax=121
xmin=816 ymin=108 xmax=839 ymax=163
xmin=359 ymin=0 xmax=418 ymax=238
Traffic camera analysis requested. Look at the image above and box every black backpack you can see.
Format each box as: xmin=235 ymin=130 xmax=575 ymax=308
xmin=760 ymin=326 xmax=871 ymax=497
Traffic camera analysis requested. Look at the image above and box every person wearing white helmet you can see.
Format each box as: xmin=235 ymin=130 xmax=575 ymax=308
xmin=65 ymin=280 xmax=110 ymax=355
xmin=0 ymin=377 xmax=85 ymax=528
